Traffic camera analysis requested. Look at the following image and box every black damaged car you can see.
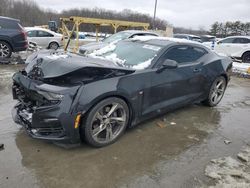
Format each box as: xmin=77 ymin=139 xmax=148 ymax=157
xmin=12 ymin=37 xmax=232 ymax=147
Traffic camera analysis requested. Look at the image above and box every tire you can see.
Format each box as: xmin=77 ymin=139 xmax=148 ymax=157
xmin=242 ymin=52 xmax=250 ymax=63
xmin=48 ymin=42 xmax=59 ymax=50
xmin=82 ymin=97 xmax=129 ymax=147
xmin=204 ymin=76 xmax=227 ymax=107
xmin=0 ymin=41 xmax=12 ymax=58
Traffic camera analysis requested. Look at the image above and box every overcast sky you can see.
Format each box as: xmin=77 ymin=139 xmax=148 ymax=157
xmin=34 ymin=0 xmax=250 ymax=29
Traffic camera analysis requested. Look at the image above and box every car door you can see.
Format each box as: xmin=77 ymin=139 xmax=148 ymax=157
xmin=214 ymin=37 xmax=235 ymax=55
xmin=26 ymin=30 xmax=37 ymax=44
xmin=230 ymin=38 xmax=250 ymax=56
xmin=142 ymin=45 xmax=207 ymax=116
xmin=35 ymin=30 xmax=54 ymax=48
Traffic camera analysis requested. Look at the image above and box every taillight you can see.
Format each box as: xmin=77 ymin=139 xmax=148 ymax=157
xmin=18 ymin=23 xmax=27 ymax=40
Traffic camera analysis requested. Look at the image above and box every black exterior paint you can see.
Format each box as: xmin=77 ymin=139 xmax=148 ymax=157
xmin=12 ymin=39 xmax=232 ymax=145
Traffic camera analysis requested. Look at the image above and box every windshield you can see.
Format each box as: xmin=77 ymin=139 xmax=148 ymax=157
xmin=103 ymin=32 xmax=131 ymax=43
xmin=88 ymin=41 xmax=162 ymax=69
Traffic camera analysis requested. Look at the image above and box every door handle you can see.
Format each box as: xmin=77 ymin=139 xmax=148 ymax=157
xmin=193 ymin=68 xmax=201 ymax=73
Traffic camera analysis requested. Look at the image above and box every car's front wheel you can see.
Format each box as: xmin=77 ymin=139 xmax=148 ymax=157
xmin=82 ymin=97 xmax=129 ymax=147
xmin=204 ymin=76 xmax=227 ymax=107
xmin=0 ymin=41 xmax=12 ymax=58
xmin=242 ymin=52 xmax=250 ymax=63
xmin=48 ymin=42 xmax=59 ymax=50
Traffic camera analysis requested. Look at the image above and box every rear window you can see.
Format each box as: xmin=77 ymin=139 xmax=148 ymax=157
xmin=0 ymin=19 xmax=20 ymax=29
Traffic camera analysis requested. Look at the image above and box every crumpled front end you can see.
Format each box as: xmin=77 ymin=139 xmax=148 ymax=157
xmin=12 ymin=71 xmax=82 ymax=144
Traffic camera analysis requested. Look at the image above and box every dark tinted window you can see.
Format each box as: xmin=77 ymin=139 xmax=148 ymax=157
xmin=0 ymin=19 xmax=19 ymax=29
xmin=174 ymin=35 xmax=188 ymax=39
xmin=130 ymin=33 xmax=157 ymax=38
xmin=27 ymin=30 xmax=37 ymax=37
xmin=219 ymin=38 xmax=234 ymax=44
xmin=163 ymin=46 xmax=207 ymax=64
xmin=233 ymin=38 xmax=250 ymax=44
xmin=37 ymin=31 xmax=53 ymax=37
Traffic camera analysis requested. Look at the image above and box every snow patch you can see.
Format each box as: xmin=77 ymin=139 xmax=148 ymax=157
xmin=46 ymin=54 xmax=69 ymax=60
xmin=130 ymin=35 xmax=199 ymax=44
xmin=90 ymin=42 xmax=116 ymax=56
xmin=132 ymin=58 xmax=153 ymax=70
xmin=204 ymin=146 xmax=250 ymax=187
xmin=103 ymin=53 xmax=125 ymax=66
xmin=233 ymin=62 xmax=250 ymax=73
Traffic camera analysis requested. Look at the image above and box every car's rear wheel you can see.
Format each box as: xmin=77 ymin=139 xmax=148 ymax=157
xmin=0 ymin=41 xmax=12 ymax=58
xmin=82 ymin=97 xmax=129 ymax=147
xmin=204 ymin=76 xmax=227 ymax=107
xmin=48 ymin=42 xmax=59 ymax=50
xmin=242 ymin=52 xmax=250 ymax=63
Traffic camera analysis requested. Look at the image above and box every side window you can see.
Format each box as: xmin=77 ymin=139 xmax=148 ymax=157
xmin=163 ymin=46 xmax=207 ymax=64
xmin=37 ymin=31 xmax=54 ymax=37
xmin=233 ymin=38 xmax=250 ymax=44
xmin=219 ymin=38 xmax=234 ymax=44
xmin=27 ymin=30 xmax=37 ymax=37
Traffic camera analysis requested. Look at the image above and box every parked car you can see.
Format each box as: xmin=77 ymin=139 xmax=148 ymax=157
xmin=25 ymin=27 xmax=63 ymax=50
xmin=173 ymin=34 xmax=202 ymax=43
xmin=79 ymin=30 xmax=159 ymax=54
xmin=214 ymin=36 xmax=250 ymax=63
xmin=12 ymin=37 xmax=232 ymax=147
xmin=201 ymin=35 xmax=216 ymax=43
xmin=0 ymin=16 xmax=28 ymax=58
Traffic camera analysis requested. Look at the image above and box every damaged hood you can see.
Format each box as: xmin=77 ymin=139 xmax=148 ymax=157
xmin=25 ymin=52 xmax=134 ymax=79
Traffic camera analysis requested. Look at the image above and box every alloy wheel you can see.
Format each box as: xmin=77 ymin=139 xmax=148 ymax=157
xmin=49 ymin=42 xmax=59 ymax=50
xmin=90 ymin=102 xmax=127 ymax=144
xmin=210 ymin=78 xmax=226 ymax=105
xmin=0 ymin=43 xmax=10 ymax=58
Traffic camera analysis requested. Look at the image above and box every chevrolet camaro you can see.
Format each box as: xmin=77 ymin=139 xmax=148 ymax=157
xmin=12 ymin=37 xmax=232 ymax=147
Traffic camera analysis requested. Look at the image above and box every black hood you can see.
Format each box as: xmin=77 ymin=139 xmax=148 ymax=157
xmin=25 ymin=52 xmax=134 ymax=79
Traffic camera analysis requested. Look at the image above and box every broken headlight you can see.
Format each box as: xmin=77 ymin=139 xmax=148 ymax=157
xmin=37 ymin=90 xmax=64 ymax=101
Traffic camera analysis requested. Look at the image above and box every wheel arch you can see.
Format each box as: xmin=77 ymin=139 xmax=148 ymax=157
xmin=79 ymin=93 xmax=135 ymax=129
xmin=220 ymin=73 xmax=229 ymax=85
xmin=241 ymin=51 xmax=250 ymax=59
xmin=48 ymin=41 xmax=59 ymax=49
xmin=0 ymin=39 xmax=13 ymax=51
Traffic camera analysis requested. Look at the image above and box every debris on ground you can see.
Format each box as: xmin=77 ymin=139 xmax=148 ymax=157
xmin=204 ymin=146 xmax=250 ymax=187
xmin=224 ymin=140 xmax=232 ymax=145
xmin=187 ymin=135 xmax=200 ymax=141
xmin=0 ymin=42 xmax=40 ymax=65
xmin=0 ymin=143 xmax=4 ymax=150
xmin=170 ymin=122 xmax=176 ymax=125
xmin=232 ymin=62 xmax=250 ymax=78
xmin=156 ymin=121 xmax=167 ymax=128
xmin=237 ymin=147 xmax=250 ymax=163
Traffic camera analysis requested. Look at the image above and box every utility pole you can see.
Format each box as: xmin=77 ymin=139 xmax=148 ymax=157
xmin=153 ymin=0 xmax=158 ymax=30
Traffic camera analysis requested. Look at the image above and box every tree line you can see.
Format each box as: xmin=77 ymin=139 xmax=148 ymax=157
xmin=210 ymin=21 xmax=250 ymax=38
xmin=0 ymin=0 xmax=169 ymax=33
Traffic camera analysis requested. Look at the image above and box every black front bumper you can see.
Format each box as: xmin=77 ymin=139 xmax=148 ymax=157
xmin=12 ymin=72 xmax=82 ymax=145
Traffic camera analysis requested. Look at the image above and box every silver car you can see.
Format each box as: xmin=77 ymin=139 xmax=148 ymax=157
xmin=79 ymin=30 xmax=159 ymax=54
xmin=25 ymin=27 xmax=63 ymax=50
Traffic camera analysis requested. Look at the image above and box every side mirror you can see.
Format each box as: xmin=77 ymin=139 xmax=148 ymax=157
xmin=156 ymin=59 xmax=178 ymax=73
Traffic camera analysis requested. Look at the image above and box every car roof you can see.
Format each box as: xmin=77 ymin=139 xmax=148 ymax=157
xmin=25 ymin=27 xmax=51 ymax=32
xmin=128 ymin=36 xmax=209 ymax=49
xmin=25 ymin=27 xmax=60 ymax=35
xmin=0 ymin=16 xmax=20 ymax=23
xmin=174 ymin=33 xmax=201 ymax=38
xmin=120 ymin=30 xmax=158 ymax=35
xmin=224 ymin=35 xmax=250 ymax=39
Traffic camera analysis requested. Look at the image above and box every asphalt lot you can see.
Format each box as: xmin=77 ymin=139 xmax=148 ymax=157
xmin=0 ymin=64 xmax=250 ymax=188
